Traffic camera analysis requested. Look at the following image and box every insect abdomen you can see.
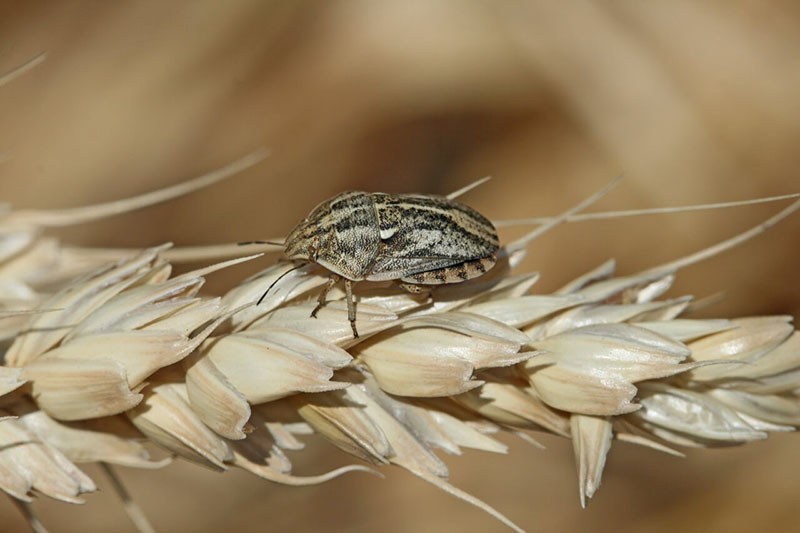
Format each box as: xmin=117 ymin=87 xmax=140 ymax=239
xmin=400 ymin=254 xmax=497 ymax=285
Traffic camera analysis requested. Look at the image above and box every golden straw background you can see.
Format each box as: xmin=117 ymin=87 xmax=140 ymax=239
xmin=1 ymin=2 xmax=799 ymax=532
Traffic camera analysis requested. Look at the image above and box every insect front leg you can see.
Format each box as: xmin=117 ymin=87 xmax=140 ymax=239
xmin=311 ymin=274 xmax=340 ymax=318
xmin=344 ymin=279 xmax=358 ymax=338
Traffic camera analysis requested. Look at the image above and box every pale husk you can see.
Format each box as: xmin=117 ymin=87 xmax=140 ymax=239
xmin=1 ymin=163 xmax=798 ymax=533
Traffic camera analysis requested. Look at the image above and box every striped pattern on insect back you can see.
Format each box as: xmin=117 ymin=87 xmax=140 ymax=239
xmin=375 ymin=193 xmax=498 ymax=250
xmin=284 ymin=191 xmax=382 ymax=279
xmin=320 ymin=192 xmax=382 ymax=279
xmin=285 ymin=191 xmax=368 ymax=250
xmin=367 ymin=193 xmax=498 ymax=280
xmin=283 ymin=191 xmax=499 ymax=282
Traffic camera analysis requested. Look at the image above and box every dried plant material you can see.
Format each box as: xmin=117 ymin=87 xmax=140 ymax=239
xmin=456 ymin=380 xmax=571 ymax=436
xmin=630 ymin=383 xmax=778 ymax=446
xmin=10 ymin=253 xmax=252 ymax=423
xmin=529 ymin=297 xmax=690 ymax=338
xmin=231 ymin=442 xmax=376 ymax=486
xmin=24 ymin=357 xmax=144 ymax=421
xmin=1 ymin=169 xmax=798 ymax=531
xmin=495 ymin=192 xmax=800 ymax=227
xmin=527 ymin=324 xmax=693 ymax=415
xmin=0 ymin=53 xmax=46 ymax=88
xmin=294 ymin=372 xmax=528 ymax=530
xmin=40 ymin=331 xmax=193 ymax=386
xmin=199 ymin=334 xmax=350 ymax=402
xmin=463 ymin=294 xmax=584 ymax=329
xmin=0 ymin=415 xmax=96 ymax=503
xmin=17 ymin=407 xmax=168 ymax=469
xmin=98 ymin=463 xmax=157 ymax=533
xmin=353 ymin=375 xmax=526 ymax=533
xmin=293 ymin=388 xmax=393 ymax=465
xmin=185 ymin=351 xmax=252 ymax=440
xmin=687 ymin=317 xmax=795 ymax=381
xmin=634 ymin=318 xmax=734 ymax=342
xmin=228 ymin=404 xmax=375 ymax=485
xmin=612 ymin=418 xmax=684 ymax=457
xmin=721 ymin=332 xmax=800 ymax=394
xmin=708 ymin=388 xmax=800 ymax=427
xmin=6 ymin=247 xmax=167 ymax=366
xmin=382 ymin=396 xmax=508 ymax=455
xmin=353 ymin=314 xmax=532 ymax=398
xmin=571 ymin=414 xmax=612 ymax=508
xmin=0 ymin=150 xmax=266 ymax=315
xmin=128 ymin=383 xmax=234 ymax=470
xmin=0 ymin=366 xmax=24 ymax=396
xmin=255 ymin=300 xmax=399 ymax=345
xmin=3 ymin=150 xmax=268 ymax=228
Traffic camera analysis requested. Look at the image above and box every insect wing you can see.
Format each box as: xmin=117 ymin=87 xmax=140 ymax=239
xmin=367 ymin=194 xmax=498 ymax=280
xmin=364 ymin=255 xmax=468 ymax=281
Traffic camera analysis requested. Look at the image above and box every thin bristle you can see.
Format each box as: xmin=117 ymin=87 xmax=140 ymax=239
xmin=494 ymin=192 xmax=800 ymax=227
xmin=0 ymin=53 xmax=46 ymax=88
xmin=4 ymin=149 xmax=269 ymax=227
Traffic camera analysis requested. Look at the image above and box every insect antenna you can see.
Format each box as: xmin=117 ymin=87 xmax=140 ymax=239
xmin=257 ymin=263 xmax=305 ymax=305
xmin=238 ymin=240 xmax=285 ymax=246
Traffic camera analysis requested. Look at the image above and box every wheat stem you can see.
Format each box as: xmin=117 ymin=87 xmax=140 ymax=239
xmin=100 ymin=463 xmax=155 ymax=533
xmin=10 ymin=499 xmax=48 ymax=533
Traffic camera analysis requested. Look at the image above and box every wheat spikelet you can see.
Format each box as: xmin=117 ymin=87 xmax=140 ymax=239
xmin=1 ymin=151 xmax=798 ymax=532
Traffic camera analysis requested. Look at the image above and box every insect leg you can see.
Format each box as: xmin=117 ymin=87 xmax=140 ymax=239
xmin=311 ymin=274 xmax=340 ymax=318
xmin=344 ymin=279 xmax=358 ymax=338
xmin=398 ymin=282 xmax=425 ymax=294
xmin=399 ymin=282 xmax=434 ymax=307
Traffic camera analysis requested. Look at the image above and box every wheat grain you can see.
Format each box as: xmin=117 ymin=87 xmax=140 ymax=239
xmin=1 ymin=168 xmax=798 ymax=531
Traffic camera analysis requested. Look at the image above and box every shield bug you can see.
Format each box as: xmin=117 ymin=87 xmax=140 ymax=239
xmin=270 ymin=190 xmax=499 ymax=338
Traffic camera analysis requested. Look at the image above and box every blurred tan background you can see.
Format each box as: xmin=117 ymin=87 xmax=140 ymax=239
xmin=1 ymin=1 xmax=799 ymax=531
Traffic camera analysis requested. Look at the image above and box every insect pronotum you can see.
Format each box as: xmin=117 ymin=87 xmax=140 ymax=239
xmin=262 ymin=190 xmax=499 ymax=337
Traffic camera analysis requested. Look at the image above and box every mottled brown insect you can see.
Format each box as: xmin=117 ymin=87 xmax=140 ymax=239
xmin=280 ymin=191 xmax=499 ymax=337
